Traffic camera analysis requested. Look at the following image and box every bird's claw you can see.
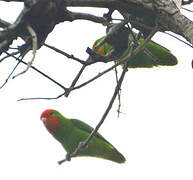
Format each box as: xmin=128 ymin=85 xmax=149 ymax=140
xmin=77 ymin=141 xmax=88 ymax=151
xmin=57 ymin=153 xmax=71 ymax=165
xmin=65 ymin=153 xmax=71 ymax=161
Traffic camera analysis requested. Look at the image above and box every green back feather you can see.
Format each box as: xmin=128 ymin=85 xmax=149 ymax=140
xmin=70 ymin=119 xmax=110 ymax=144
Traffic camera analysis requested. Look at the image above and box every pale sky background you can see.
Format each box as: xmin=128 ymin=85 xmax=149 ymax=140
xmin=0 ymin=2 xmax=193 ymax=180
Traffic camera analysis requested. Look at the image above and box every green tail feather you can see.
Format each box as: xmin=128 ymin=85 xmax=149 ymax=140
xmin=76 ymin=139 xmax=126 ymax=163
xmin=127 ymin=39 xmax=178 ymax=68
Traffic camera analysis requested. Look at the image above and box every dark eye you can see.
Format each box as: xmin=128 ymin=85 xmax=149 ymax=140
xmin=50 ymin=111 xmax=54 ymax=116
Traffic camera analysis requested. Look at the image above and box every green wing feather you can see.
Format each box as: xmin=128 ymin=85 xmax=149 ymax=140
xmin=69 ymin=119 xmax=125 ymax=163
xmin=127 ymin=38 xmax=178 ymax=68
xmin=70 ymin=119 xmax=110 ymax=144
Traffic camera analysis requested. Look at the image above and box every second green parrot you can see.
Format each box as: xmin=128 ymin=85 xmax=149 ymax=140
xmin=41 ymin=109 xmax=126 ymax=163
xmin=92 ymin=36 xmax=178 ymax=68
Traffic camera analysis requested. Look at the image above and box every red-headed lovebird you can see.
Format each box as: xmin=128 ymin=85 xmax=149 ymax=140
xmin=41 ymin=109 xmax=126 ymax=163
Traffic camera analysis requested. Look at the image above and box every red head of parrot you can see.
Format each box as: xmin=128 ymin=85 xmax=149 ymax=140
xmin=40 ymin=109 xmax=61 ymax=134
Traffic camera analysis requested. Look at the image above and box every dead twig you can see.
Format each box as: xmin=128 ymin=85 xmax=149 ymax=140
xmin=0 ymin=62 xmax=20 ymax=89
xmin=65 ymin=64 xmax=87 ymax=97
xmin=2 ymin=52 xmax=67 ymax=91
xmin=0 ymin=51 xmax=19 ymax=63
xmin=44 ymin=43 xmax=86 ymax=65
xmin=182 ymin=7 xmax=193 ymax=12
xmin=182 ymin=0 xmax=193 ymax=5
xmin=0 ymin=18 xmax=11 ymax=28
xmin=13 ymin=24 xmax=37 ymax=78
xmin=163 ymin=32 xmax=193 ymax=48
xmin=17 ymin=92 xmax=66 ymax=101
xmin=114 ymin=62 xmax=122 ymax=117
xmin=67 ymin=10 xmax=109 ymax=25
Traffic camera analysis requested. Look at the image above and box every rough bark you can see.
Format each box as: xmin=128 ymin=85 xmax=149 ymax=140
xmin=0 ymin=0 xmax=192 ymax=54
xmin=64 ymin=0 xmax=193 ymax=45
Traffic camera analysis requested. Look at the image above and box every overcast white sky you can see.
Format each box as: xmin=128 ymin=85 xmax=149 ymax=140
xmin=0 ymin=2 xmax=193 ymax=180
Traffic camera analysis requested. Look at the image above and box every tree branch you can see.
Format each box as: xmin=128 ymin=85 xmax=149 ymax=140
xmin=3 ymin=52 xmax=68 ymax=91
xmin=64 ymin=0 xmax=193 ymax=45
xmin=0 ymin=0 xmax=24 ymax=2
xmin=67 ymin=10 xmax=109 ymax=25
xmin=44 ymin=43 xmax=86 ymax=65
xmin=182 ymin=0 xmax=193 ymax=5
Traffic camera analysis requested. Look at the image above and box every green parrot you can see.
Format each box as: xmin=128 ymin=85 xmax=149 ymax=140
xmin=92 ymin=36 xmax=178 ymax=68
xmin=40 ymin=109 xmax=126 ymax=163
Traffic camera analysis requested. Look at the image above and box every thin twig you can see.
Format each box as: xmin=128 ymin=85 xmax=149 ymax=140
xmin=182 ymin=0 xmax=193 ymax=5
xmin=0 ymin=18 xmax=11 ymax=28
xmin=73 ymin=63 xmax=120 ymax=91
xmin=0 ymin=61 xmax=20 ymax=89
xmin=44 ymin=43 xmax=91 ymax=97
xmin=114 ymin=62 xmax=122 ymax=117
xmin=17 ymin=92 xmax=65 ymax=101
xmin=18 ymin=62 xmax=122 ymax=101
xmin=182 ymin=7 xmax=193 ymax=12
xmin=163 ymin=31 xmax=193 ymax=48
xmin=3 ymin=52 xmax=67 ymax=91
xmin=0 ymin=0 xmax=24 ymax=2
xmin=65 ymin=64 xmax=87 ymax=97
xmin=44 ymin=43 xmax=86 ymax=65
xmin=0 ymin=51 xmax=19 ymax=63
xmin=13 ymin=24 xmax=38 ymax=78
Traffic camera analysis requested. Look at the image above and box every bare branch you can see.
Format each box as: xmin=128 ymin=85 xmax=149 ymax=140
xmin=65 ymin=64 xmax=87 ymax=97
xmin=67 ymin=10 xmax=109 ymax=25
xmin=17 ymin=92 xmax=65 ymax=101
xmin=0 ymin=18 xmax=11 ymax=28
xmin=0 ymin=0 xmax=24 ymax=2
xmin=182 ymin=0 xmax=193 ymax=5
xmin=44 ymin=43 xmax=86 ymax=65
xmin=0 ymin=51 xmax=19 ymax=63
xmin=3 ymin=52 xmax=67 ymax=91
xmin=13 ymin=24 xmax=38 ymax=78
xmin=0 ymin=61 xmax=20 ymax=89
xmin=73 ymin=63 xmax=119 ymax=91
xmin=182 ymin=7 xmax=193 ymax=12
xmin=163 ymin=32 xmax=193 ymax=48
xmin=18 ymin=60 xmax=122 ymax=101
xmin=63 ymin=0 xmax=193 ymax=45
xmin=114 ymin=63 xmax=122 ymax=118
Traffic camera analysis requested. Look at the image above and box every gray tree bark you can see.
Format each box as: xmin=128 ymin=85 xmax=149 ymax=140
xmin=64 ymin=0 xmax=193 ymax=45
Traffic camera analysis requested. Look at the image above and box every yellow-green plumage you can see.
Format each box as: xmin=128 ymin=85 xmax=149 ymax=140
xmin=93 ymin=36 xmax=178 ymax=68
xmin=41 ymin=109 xmax=125 ymax=163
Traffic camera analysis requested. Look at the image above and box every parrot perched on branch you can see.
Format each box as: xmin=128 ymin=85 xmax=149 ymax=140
xmin=92 ymin=35 xmax=178 ymax=68
xmin=40 ymin=109 xmax=126 ymax=163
